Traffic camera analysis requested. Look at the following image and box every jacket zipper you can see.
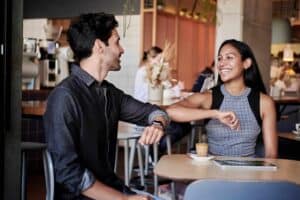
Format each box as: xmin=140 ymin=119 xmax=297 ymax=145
xmin=103 ymin=88 xmax=112 ymax=168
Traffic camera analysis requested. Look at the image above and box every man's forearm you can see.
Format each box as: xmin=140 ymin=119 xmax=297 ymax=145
xmin=82 ymin=180 xmax=126 ymax=200
xmin=148 ymin=109 xmax=170 ymax=128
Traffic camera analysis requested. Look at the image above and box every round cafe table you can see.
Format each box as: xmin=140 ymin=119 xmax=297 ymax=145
xmin=154 ymin=154 xmax=300 ymax=184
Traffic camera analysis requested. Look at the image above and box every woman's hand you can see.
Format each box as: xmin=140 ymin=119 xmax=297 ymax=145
xmin=216 ymin=110 xmax=240 ymax=130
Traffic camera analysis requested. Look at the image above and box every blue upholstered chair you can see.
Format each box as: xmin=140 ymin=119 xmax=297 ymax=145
xmin=184 ymin=179 xmax=300 ymax=200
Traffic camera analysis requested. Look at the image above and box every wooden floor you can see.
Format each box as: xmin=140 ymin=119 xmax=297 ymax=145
xmin=27 ymin=175 xmax=45 ymax=200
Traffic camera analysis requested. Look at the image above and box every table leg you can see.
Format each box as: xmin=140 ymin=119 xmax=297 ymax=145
xmin=114 ymin=141 xmax=119 ymax=173
xmin=129 ymin=139 xmax=137 ymax=180
xmin=124 ymin=140 xmax=129 ymax=186
xmin=166 ymin=134 xmax=172 ymax=155
xmin=137 ymin=144 xmax=145 ymax=186
xmin=153 ymin=143 xmax=158 ymax=196
xmin=144 ymin=145 xmax=149 ymax=176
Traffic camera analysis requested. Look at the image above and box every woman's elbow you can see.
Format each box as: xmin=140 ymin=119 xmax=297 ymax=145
xmin=265 ymin=149 xmax=278 ymax=158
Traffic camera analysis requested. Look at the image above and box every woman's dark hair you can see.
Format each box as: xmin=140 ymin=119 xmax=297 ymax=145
xmin=218 ymin=39 xmax=266 ymax=94
xmin=147 ymin=46 xmax=163 ymax=58
xmin=139 ymin=51 xmax=148 ymax=66
xmin=67 ymin=12 xmax=118 ymax=62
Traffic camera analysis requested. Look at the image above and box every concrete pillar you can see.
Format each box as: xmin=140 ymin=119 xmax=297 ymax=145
xmin=216 ymin=0 xmax=272 ymax=91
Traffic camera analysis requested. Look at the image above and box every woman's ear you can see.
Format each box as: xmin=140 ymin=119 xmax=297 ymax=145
xmin=243 ymin=58 xmax=252 ymax=69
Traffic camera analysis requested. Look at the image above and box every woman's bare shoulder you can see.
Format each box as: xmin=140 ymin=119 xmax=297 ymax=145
xmin=260 ymin=93 xmax=275 ymax=111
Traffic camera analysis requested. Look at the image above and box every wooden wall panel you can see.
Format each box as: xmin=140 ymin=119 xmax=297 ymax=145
xmin=142 ymin=12 xmax=216 ymax=90
xmin=178 ymin=18 xmax=195 ymax=89
xmin=156 ymin=13 xmax=176 ymax=71
xmin=143 ymin=13 xmax=153 ymax=52
xmin=208 ymin=24 xmax=216 ymax=64
xmin=156 ymin=13 xmax=175 ymax=47
xmin=197 ymin=23 xmax=208 ymax=75
xmin=177 ymin=18 xmax=216 ymax=89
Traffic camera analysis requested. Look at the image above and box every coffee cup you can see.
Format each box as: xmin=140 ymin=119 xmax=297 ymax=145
xmin=296 ymin=123 xmax=300 ymax=133
xmin=196 ymin=143 xmax=208 ymax=157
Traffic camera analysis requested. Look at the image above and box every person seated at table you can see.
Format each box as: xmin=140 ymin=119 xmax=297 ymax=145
xmin=192 ymin=61 xmax=215 ymax=93
xmin=134 ymin=46 xmax=192 ymax=153
xmin=166 ymin=39 xmax=278 ymax=158
xmin=44 ymin=13 xmax=170 ymax=200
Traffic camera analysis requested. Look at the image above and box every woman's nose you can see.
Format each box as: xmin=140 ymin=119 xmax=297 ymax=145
xmin=217 ymin=60 xmax=224 ymax=68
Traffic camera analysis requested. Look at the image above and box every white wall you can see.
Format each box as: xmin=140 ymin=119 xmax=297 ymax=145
xmin=23 ymin=18 xmax=48 ymax=39
xmin=215 ymin=0 xmax=243 ymax=54
xmin=215 ymin=0 xmax=272 ymax=91
xmin=23 ymin=15 xmax=141 ymax=95
xmin=106 ymin=15 xmax=141 ymax=96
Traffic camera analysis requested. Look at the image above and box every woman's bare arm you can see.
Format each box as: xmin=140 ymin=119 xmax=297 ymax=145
xmin=166 ymin=92 xmax=240 ymax=130
xmin=260 ymin=94 xmax=278 ymax=158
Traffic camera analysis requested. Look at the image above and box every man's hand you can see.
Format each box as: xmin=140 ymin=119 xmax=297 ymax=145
xmin=138 ymin=124 xmax=164 ymax=145
xmin=125 ymin=194 xmax=151 ymax=200
xmin=216 ymin=111 xmax=240 ymax=130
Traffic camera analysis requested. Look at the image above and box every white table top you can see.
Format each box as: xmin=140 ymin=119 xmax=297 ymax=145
xmin=154 ymin=154 xmax=300 ymax=184
xmin=117 ymin=122 xmax=141 ymax=140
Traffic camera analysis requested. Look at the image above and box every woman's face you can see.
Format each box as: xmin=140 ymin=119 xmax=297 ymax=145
xmin=217 ymin=44 xmax=247 ymax=82
xmin=148 ymin=51 xmax=161 ymax=64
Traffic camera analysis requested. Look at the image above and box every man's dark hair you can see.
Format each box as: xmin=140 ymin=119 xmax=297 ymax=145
xmin=67 ymin=13 xmax=118 ymax=62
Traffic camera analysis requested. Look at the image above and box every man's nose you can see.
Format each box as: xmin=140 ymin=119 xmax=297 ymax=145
xmin=120 ymin=46 xmax=124 ymax=54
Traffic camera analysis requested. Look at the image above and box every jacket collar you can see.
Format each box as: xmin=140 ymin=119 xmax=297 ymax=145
xmin=71 ymin=64 xmax=104 ymax=87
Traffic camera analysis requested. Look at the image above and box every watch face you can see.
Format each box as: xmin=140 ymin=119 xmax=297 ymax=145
xmin=152 ymin=120 xmax=164 ymax=129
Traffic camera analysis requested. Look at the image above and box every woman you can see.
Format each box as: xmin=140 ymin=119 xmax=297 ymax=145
xmin=134 ymin=46 xmax=239 ymax=152
xmin=134 ymin=46 xmax=162 ymax=102
xmin=167 ymin=39 xmax=278 ymax=158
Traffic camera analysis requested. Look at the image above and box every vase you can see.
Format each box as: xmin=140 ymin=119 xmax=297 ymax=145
xmin=148 ymin=84 xmax=163 ymax=104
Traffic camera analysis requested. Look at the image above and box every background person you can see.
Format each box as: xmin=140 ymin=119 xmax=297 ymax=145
xmin=134 ymin=46 xmax=162 ymax=102
xmin=133 ymin=46 xmax=191 ymax=153
xmin=192 ymin=61 xmax=215 ymax=93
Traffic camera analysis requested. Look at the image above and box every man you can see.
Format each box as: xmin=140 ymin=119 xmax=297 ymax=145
xmin=44 ymin=13 xmax=169 ymax=200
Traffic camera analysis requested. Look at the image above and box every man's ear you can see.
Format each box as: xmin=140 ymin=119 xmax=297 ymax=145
xmin=243 ymin=58 xmax=252 ymax=69
xmin=93 ymin=39 xmax=105 ymax=54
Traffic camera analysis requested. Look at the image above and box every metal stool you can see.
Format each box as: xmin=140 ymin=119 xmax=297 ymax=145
xmin=21 ymin=142 xmax=47 ymax=200
xmin=43 ymin=149 xmax=55 ymax=200
xmin=115 ymin=122 xmax=144 ymax=187
xmin=152 ymin=134 xmax=173 ymax=196
xmin=116 ymin=132 xmax=144 ymax=187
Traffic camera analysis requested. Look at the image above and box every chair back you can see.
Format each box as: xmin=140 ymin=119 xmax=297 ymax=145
xmin=184 ymin=179 xmax=300 ymax=200
xmin=42 ymin=149 xmax=54 ymax=200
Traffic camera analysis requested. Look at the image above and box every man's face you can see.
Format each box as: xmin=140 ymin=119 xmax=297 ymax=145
xmin=102 ymin=29 xmax=124 ymax=71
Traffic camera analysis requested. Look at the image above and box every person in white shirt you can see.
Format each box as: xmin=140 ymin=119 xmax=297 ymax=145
xmin=134 ymin=46 xmax=163 ymax=102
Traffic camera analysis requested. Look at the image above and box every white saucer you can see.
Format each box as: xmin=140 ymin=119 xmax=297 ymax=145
xmin=292 ymin=130 xmax=300 ymax=135
xmin=188 ymin=153 xmax=215 ymax=162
